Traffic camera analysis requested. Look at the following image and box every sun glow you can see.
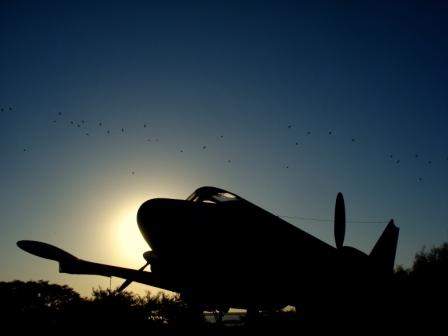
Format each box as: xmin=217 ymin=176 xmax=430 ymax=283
xmin=113 ymin=203 xmax=150 ymax=267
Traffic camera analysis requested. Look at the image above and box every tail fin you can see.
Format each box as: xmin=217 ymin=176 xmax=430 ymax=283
xmin=369 ymin=220 xmax=399 ymax=275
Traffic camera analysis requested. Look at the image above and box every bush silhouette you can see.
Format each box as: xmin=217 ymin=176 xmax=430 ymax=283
xmin=3 ymin=243 xmax=448 ymax=332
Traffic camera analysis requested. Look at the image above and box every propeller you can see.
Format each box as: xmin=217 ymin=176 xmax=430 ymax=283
xmin=334 ymin=192 xmax=346 ymax=249
xmin=117 ymin=251 xmax=153 ymax=292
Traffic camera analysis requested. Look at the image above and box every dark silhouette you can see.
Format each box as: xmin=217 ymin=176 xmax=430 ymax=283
xmin=17 ymin=187 xmax=399 ymax=331
xmin=0 ymin=280 xmax=204 ymax=333
xmin=391 ymin=242 xmax=448 ymax=332
xmin=0 ymin=280 xmax=84 ymax=331
xmin=6 ymin=240 xmax=448 ymax=332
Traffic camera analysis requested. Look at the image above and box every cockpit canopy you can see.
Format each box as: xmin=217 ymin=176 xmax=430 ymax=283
xmin=187 ymin=186 xmax=240 ymax=204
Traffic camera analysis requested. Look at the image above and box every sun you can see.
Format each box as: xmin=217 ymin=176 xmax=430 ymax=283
xmin=113 ymin=203 xmax=150 ymax=267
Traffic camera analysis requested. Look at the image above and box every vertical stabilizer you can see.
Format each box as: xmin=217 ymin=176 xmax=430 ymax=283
xmin=369 ymin=220 xmax=399 ymax=275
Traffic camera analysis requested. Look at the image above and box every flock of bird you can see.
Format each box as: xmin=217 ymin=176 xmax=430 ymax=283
xmin=48 ymin=111 xmax=228 ymax=158
xmin=4 ymin=106 xmax=447 ymax=183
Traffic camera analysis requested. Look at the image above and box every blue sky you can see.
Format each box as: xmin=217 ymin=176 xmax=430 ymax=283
xmin=1 ymin=0 xmax=448 ymax=296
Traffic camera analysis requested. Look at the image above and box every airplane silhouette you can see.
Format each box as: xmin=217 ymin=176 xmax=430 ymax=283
xmin=17 ymin=186 xmax=399 ymax=318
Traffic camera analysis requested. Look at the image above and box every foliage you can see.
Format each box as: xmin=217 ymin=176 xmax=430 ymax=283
xmin=412 ymin=242 xmax=448 ymax=281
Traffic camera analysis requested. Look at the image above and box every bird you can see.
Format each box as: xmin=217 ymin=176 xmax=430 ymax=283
xmin=58 ymin=112 xmax=62 ymax=116
xmin=306 ymin=131 xmax=311 ymax=135
xmin=143 ymin=124 xmax=147 ymax=128
xmin=295 ymin=142 xmax=299 ymax=146
xmin=106 ymin=130 xmax=110 ymax=134
xmin=288 ymin=125 xmax=292 ymax=129
xmin=351 ymin=138 xmax=355 ymax=142
xmin=121 ymin=128 xmax=125 ymax=133
xmin=98 ymin=122 xmax=102 ymax=127
xmin=418 ymin=177 xmax=423 ymax=182
xmin=328 ymin=131 xmax=332 ymax=135
xmin=202 ymin=146 xmax=207 ymax=150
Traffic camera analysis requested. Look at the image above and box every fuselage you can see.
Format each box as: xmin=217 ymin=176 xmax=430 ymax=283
xmin=136 ymin=187 xmax=349 ymax=309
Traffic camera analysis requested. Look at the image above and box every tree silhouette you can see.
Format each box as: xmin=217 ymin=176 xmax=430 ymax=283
xmin=412 ymin=242 xmax=448 ymax=281
xmin=0 ymin=280 xmax=84 ymax=330
xmin=392 ymin=242 xmax=448 ymax=332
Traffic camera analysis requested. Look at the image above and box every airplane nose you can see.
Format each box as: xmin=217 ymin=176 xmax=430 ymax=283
xmin=137 ymin=198 xmax=186 ymax=253
xmin=137 ymin=198 xmax=164 ymax=248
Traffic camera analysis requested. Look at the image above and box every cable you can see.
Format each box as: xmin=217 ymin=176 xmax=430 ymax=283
xmin=277 ymin=214 xmax=388 ymax=224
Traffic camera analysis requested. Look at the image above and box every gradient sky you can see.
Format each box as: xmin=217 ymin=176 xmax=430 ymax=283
xmin=1 ymin=0 xmax=448 ymax=297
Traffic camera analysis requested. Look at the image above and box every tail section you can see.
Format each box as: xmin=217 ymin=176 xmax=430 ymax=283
xmin=369 ymin=220 xmax=399 ymax=275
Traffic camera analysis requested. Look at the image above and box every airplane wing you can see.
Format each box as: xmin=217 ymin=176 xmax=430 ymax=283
xmin=17 ymin=240 xmax=177 ymax=292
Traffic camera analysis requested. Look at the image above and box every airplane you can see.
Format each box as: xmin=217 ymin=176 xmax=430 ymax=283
xmin=17 ymin=186 xmax=399 ymax=320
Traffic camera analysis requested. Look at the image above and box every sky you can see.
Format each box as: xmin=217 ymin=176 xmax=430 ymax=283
xmin=1 ymin=0 xmax=448 ymax=297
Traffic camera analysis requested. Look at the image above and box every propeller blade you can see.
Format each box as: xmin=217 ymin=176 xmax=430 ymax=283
xmin=334 ymin=192 xmax=346 ymax=249
xmin=117 ymin=262 xmax=149 ymax=292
